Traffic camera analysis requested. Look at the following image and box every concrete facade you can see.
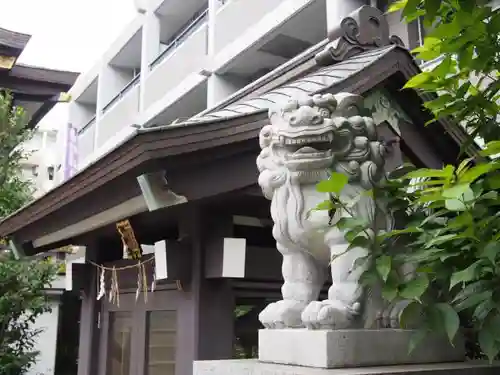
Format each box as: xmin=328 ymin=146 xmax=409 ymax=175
xmin=67 ymin=0 xmax=423 ymax=174
xmin=19 ymin=128 xmax=60 ymax=198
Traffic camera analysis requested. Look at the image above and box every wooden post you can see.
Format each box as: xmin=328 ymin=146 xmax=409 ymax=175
xmin=76 ymin=243 xmax=101 ymax=375
xmin=176 ymin=206 xmax=236 ymax=375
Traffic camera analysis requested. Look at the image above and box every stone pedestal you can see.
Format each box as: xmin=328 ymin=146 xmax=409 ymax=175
xmin=258 ymin=329 xmax=464 ymax=369
xmin=193 ymin=360 xmax=500 ymax=375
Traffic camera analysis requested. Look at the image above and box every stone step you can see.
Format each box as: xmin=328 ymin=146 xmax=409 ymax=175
xmin=258 ymin=329 xmax=464 ymax=369
xmin=193 ymin=360 xmax=500 ymax=375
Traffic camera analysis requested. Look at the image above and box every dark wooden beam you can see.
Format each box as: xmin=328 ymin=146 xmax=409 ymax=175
xmin=238 ymin=184 xmax=264 ymax=197
xmin=245 ymin=246 xmax=282 ymax=281
xmin=27 ymin=95 xmax=59 ymax=129
xmin=1 ymin=74 xmax=71 ymax=96
xmin=175 ymin=207 xmax=236 ymax=374
xmin=76 ymin=243 xmax=101 ymax=375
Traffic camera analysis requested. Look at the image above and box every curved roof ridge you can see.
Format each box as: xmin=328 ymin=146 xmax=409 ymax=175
xmin=0 ymin=27 xmax=31 ymax=51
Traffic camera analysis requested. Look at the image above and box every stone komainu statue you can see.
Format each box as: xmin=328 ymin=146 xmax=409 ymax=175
xmin=257 ymin=92 xmax=397 ymax=330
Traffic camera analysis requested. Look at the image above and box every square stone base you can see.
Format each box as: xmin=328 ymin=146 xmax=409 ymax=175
xmin=258 ymin=329 xmax=464 ymax=369
xmin=193 ymin=360 xmax=500 ymax=375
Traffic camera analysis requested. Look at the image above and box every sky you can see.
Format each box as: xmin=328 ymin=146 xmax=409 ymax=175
xmin=1 ymin=0 xmax=137 ymax=71
xmin=0 ymin=0 xmax=138 ymax=129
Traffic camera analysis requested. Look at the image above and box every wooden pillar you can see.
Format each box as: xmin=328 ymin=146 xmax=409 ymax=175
xmin=177 ymin=205 xmax=236 ymax=375
xmin=76 ymin=238 xmax=122 ymax=375
xmin=76 ymin=244 xmax=100 ymax=375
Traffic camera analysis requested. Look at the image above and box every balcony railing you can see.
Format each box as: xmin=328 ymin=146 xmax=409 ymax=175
xmin=102 ymin=74 xmax=141 ymax=114
xmin=149 ymin=7 xmax=209 ymax=70
xmin=78 ymin=115 xmax=96 ymax=135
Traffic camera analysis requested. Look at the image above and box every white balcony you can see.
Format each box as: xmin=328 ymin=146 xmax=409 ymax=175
xmin=76 ymin=116 xmax=96 ymax=166
xmin=212 ymin=0 xmax=324 ymax=74
xmin=213 ymin=0 xmax=325 ymax=85
xmin=97 ymin=76 xmax=140 ymax=149
xmin=143 ymin=9 xmax=209 ymax=109
xmin=213 ymin=0 xmax=284 ymax=54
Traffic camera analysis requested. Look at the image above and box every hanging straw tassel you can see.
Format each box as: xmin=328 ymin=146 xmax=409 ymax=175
xmin=111 ymin=266 xmax=120 ymax=307
xmin=151 ymin=261 xmax=156 ymax=293
xmin=135 ymin=262 xmax=142 ymax=302
xmin=97 ymin=267 xmax=106 ymax=300
xmin=142 ymin=262 xmax=148 ymax=303
xmin=87 ymin=255 xmax=156 ymax=305
xmin=122 ymin=241 xmax=128 ymax=260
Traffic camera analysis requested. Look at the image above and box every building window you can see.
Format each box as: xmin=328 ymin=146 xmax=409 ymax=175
xmin=47 ymin=166 xmax=55 ymax=181
xmin=107 ymin=312 xmax=132 ymax=375
xmin=145 ymin=310 xmax=177 ymax=375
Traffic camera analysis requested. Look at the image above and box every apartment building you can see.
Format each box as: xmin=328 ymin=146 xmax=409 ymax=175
xmin=19 ymin=127 xmax=59 ymax=197
xmin=66 ymin=0 xmax=429 ymax=174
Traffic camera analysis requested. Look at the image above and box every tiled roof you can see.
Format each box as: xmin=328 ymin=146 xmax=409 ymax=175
xmin=0 ymin=27 xmax=30 ymax=51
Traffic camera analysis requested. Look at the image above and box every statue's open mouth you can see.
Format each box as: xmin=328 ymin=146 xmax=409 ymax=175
xmin=280 ymin=132 xmax=334 ymax=160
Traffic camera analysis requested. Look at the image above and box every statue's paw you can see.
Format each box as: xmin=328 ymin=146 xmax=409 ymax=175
xmin=259 ymin=300 xmax=306 ymax=329
xmin=302 ymin=300 xmax=360 ymax=330
xmin=377 ymin=300 xmax=412 ymax=329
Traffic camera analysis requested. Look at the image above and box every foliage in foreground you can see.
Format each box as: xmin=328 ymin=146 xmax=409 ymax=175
xmin=0 ymin=91 xmax=34 ymax=216
xmin=0 ymin=254 xmax=58 ymax=375
xmin=0 ymin=91 xmax=57 ymax=374
xmin=318 ymin=0 xmax=500 ymax=361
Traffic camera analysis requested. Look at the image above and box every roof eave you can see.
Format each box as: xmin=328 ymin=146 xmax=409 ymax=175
xmin=0 ymin=27 xmax=30 ymax=54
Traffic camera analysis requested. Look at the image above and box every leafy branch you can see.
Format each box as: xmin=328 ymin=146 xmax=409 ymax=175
xmin=0 ymin=91 xmax=57 ymax=374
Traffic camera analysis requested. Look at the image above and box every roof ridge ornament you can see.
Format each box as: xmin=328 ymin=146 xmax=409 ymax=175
xmin=315 ymin=5 xmax=404 ymax=67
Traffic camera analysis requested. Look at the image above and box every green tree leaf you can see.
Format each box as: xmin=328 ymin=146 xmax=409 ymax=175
xmin=424 ymin=94 xmax=454 ymax=111
xmin=403 ymin=72 xmax=434 ymax=89
xmin=435 ymin=303 xmax=460 ymax=342
xmin=403 ymin=166 xmax=454 ymax=179
xmin=445 ymin=198 xmax=467 ymax=211
xmin=485 ymin=173 xmax=500 ymax=189
xmin=424 ymin=0 xmax=442 ymax=26
xmin=452 ymin=280 xmax=490 ymax=304
xmin=360 ymin=269 xmax=379 ymax=287
xmin=460 ymin=163 xmax=495 ymax=183
xmin=454 ymin=290 xmax=492 ymax=312
xmin=473 ymin=299 xmax=495 ymax=321
xmin=442 ymin=184 xmax=472 ymax=199
xmin=382 ymin=283 xmax=398 ymax=302
xmin=478 ymin=328 xmax=500 ymax=362
xmin=336 ymin=217 xmax=368 ymax=231
xmin=425 ymin=234 xmax=457 ymax=248
xmin=314 ymin=200 xmax=334 ymax=211
xmin=481 ymin=141 xmax=500 ymax=157
xmin=479 ymin=242 xmax=500 ymax=264
xmin=376 ymin=255 xmax=392 ymax=282
xmin=409 ymin=329 xmax=427 ymax=354
xmin=399 ymin=301 xmax=423 ymax=329
xmin=388 ymin=0 xmax=407 ymax=12
xmin=316 ymin=172 xmax=348 ymax=193
xmin=450 ymin=262 xmax=481 ymax=289
xmin=400 ymin=274 xmax=429 ymax=300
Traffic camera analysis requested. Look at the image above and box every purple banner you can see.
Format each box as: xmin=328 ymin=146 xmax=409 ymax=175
xmin=63 ymin=123 xmax=78 ymax=180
